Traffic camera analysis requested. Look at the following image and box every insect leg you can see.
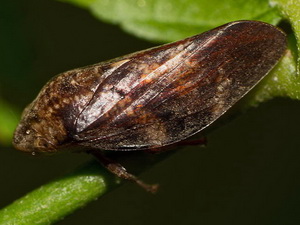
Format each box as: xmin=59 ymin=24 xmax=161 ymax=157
xmin=88 ymin=150 xmax=159 ymax=193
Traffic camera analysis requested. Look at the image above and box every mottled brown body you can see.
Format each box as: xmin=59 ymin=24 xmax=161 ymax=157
xmin=13 ymin=20 xmax=286 ymax=154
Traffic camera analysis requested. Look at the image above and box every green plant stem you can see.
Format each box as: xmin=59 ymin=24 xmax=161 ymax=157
xmin=0 ymin=150 xmax=168 ymax=225
xmin=0 ymin=161 xmax=121 ymax=225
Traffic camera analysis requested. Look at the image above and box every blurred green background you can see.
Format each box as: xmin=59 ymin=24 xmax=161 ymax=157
xmin=1 ymin=1 xmax=300 ymax=225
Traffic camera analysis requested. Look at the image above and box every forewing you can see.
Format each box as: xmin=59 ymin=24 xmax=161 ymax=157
xmin=74 ymin=21 xmax=286 ymax=150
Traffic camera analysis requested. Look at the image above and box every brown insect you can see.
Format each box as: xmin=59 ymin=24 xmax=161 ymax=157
xmin=13 ymin=20 xmax=286 ymax=192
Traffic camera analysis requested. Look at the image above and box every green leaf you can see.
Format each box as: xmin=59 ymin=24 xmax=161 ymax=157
xmin=59 ymin=0 xmax=282 ymax=42
xmin=270 ymin=0 xmax=300 ymax=73
xmin=57 ymin=0 xmax=300 ymax=104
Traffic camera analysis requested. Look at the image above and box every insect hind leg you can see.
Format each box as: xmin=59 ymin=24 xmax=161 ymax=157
xmin=88 ymin=149 xmax=159 ymax=193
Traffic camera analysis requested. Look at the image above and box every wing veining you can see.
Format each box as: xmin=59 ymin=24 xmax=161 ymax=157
xmin=73 ymin=21 xmax=286 ymax=150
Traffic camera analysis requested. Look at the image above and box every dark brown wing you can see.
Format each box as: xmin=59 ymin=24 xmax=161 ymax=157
xmin=73 ymin=20 xmax=286 ymax=150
